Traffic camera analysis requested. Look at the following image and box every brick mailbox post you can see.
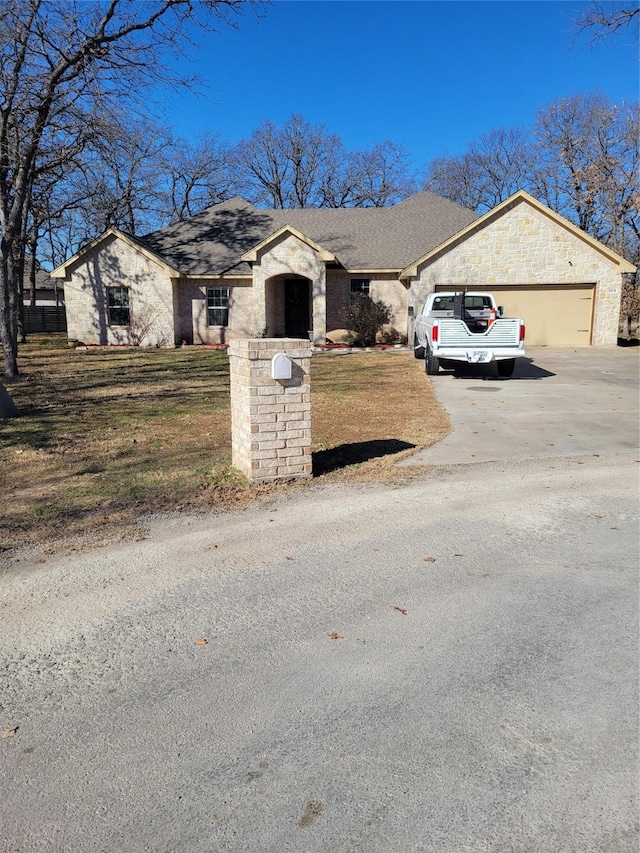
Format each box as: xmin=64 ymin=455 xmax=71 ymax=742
xmin=228 ymin=339 xmax=312 ymax=483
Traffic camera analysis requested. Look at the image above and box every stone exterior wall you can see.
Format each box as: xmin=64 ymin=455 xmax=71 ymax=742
xmin=326 ymin=272 xmax=409 ymax=339
xmin=325 ymin=272 xmax=350 ymax=331
xmin=410 ymin=200 xmax=624 ymax=346
xmin=252 ymin=234 xmax=326 ymax=342
xmin=228 ymin=339 xmax=312 ymax=483
xmin=63 ymin=235 xmax=175 ymax=346
xmin=174 ymin=278 xmax=254 ymax=345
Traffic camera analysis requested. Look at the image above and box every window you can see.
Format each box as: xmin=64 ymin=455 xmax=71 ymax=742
xmin=350 ymin=279 xmax=370 ymax=299
xmin=464 ymin=295 xmax=493 ymax=310
xmin=107 ymin=286 xmax=130 ymax=326
xmin=432 ymin=296 xmax=453 ymax=312
xmin=432 ymin=294 xmax=493 ymax=312
xmin=207 ymin=287 xmax=229 ymax=326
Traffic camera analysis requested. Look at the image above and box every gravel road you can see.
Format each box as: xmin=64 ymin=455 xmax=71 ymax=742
xmin=1 ymin=449 xmax=638 ymax=852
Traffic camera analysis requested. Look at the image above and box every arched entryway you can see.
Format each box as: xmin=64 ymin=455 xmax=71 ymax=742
xmin=265 ymin=274 xmax=312 ymax=338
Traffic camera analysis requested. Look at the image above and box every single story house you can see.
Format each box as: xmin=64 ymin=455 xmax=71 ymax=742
xmin=52 ymin=190 xmax=635 ymax=348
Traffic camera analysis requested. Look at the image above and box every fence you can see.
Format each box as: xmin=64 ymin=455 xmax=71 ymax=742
xmin=23 ymin=305 xmax=67 ymax=333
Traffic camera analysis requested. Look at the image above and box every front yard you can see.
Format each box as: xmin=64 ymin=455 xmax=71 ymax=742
xmin=0 ymin=336 xmax=450 ymax=551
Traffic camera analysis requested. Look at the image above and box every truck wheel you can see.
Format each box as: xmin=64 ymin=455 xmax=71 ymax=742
xmin=413 ymin=334 xmax=425 ymax=360
xmin=425 ymin=347 xmax=439 ymax=375
xmin=497 ymin=358 xmax=515 ymax=378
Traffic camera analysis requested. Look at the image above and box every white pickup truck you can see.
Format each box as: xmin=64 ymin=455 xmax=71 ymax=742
xmin=412 ymin=292 xmax=525 ymax=378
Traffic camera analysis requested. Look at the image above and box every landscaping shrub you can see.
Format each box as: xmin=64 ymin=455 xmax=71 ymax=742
xmin=339 ymin=294 xmax=393 ymax=347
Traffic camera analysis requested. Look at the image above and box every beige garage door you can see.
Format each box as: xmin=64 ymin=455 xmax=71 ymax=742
xmin=436 ymin=285 xmax=595 ymax=345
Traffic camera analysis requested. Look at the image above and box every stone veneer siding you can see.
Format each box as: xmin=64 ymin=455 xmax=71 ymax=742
xmin=174 ymin=278 xmax=254 ymax=345
xmin=409 ymin=200 xmax=624 ymax=346
xmin=326 ymin=272 xmax=409 ymax=338
xmin=63 ymin=235 xmax=175 ymax=346
xmin=252 ymin=234 xmax=326 ymax=342
xmin=228 ymin=339 xmax=312 ymax=483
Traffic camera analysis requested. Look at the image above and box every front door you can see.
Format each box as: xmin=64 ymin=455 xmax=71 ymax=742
xmin=284 ymin=279 xmax=310 ymax=338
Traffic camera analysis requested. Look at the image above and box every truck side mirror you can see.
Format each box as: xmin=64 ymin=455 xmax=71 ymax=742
xmin=408 ymin=306 xmax=414 ymax=318
xmin=497 ymin=306 xmax=504 ymax=317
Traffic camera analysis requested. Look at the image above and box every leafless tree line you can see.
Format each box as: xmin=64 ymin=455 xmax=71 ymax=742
xmin=39 ymin=93 xmax=640 ymax=261
xmin=39 ymin=114 xmax=420 ymax=270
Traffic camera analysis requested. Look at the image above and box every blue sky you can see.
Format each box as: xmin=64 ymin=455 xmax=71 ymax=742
xmin=161 ymin=1 xmax=639 ymax=167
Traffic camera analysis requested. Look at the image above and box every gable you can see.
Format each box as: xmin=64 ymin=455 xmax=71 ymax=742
xmin=400 ymin=191 xmax=636 ymax=279
xmin=51 ymin=228 xmax=181 ymax=279
xmin=241 ymin=225 xmax=337 ymax=263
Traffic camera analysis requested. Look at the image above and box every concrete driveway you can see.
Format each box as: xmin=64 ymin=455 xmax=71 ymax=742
xmin=408 ymin=346 xmax=639 ymax=465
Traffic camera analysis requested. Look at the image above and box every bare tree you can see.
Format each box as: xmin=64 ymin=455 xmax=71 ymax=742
xmin=0 ymin=0 xmax=248 ymax=380
xmin=423 ymin=128 xmax=536 ymax=212
xmin=232 ymin=114 xmax=344 ymax=209
xmin=234 ymin=115 xmax=417 ymax=210
xmin=535 ymin=93 xmax=639 ymax=262
xmin=317 ymin=135 xmax=361 ymax=208
xmin=233 ymin=118 xmax=289 ymax=208
xmin=422 ymin=151 xmax=483 ymax=212
xmin=350 ymin=141 xmax=417 ymax=207
xmin=282 ymin=114 xmax=336 ymax=207
xmin=163 ymin=131 xmax=236 ymax=221
xmin=82 ymin=118 xmax=173 ymax=235
xmin=30 ymin=118 xmax=236 ymax=272
xmin=574 ymin=3 xmax=639 ymax=42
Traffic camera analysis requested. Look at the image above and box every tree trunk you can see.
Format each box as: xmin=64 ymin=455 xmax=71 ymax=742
xmin=1 ymin=244 xmax=20 ymax=380
xmin=1 ymin=327 xmax=19 ymax=380
xmin=17 ymin=261 xmax=26 ymax=345
xmin=16 ymin=235 xmax=27 ymax=344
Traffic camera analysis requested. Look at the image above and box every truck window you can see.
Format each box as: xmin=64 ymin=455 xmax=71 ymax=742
xmin=464 ymin=296 xmax=491 ymax=310
xmin=432 ymin=296 xmax=453 ymax=311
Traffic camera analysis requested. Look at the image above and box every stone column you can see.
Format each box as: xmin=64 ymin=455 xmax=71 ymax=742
xmin=228 ymin=339 xmax=312 ymax=483
xmin=252 ymin=271 xmax=267 ymax=337
xmin=311 ymin=267 xmax=326 ymax=344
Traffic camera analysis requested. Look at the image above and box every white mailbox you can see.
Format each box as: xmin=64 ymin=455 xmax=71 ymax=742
xmin=271 ymin=352 xmax=292 ymax=380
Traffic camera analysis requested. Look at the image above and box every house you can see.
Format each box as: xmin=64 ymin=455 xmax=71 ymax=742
xmin=52 ymin=190 xmax=635 ymax=348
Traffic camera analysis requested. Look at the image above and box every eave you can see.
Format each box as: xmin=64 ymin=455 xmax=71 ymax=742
xmin=51 ymin=228 xmax=183 ymax=279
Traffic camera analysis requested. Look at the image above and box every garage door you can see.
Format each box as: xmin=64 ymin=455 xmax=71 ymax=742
xmin=435 ymin=285 xmax=595 ymax=345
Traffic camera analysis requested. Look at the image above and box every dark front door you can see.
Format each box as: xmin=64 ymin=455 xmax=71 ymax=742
xmin=284 ymin=279 xmax=310 ymax=338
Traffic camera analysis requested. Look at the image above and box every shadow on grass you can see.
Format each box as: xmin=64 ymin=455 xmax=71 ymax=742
xmin=313 ymin=439 xmax=415 ymax=476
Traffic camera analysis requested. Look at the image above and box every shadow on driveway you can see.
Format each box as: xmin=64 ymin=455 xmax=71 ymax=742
xmin=446 ymin=358 xmax=556 ymax=381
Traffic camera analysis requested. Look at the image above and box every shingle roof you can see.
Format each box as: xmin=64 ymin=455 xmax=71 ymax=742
xmin=138 ymin=192 xmax=479 ymax=277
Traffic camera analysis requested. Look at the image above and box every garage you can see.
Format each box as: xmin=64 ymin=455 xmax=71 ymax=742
xmin=435 ymin=284 xmax=595 ymax=346
xmin=407 ymin=192 xmax=635 ymax=347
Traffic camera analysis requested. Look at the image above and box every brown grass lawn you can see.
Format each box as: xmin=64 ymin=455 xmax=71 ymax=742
xmin=0 ymin=335 xmax=450 ymax=551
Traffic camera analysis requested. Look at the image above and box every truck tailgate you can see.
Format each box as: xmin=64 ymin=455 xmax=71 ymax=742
xmin=438 ymin=318 xmax=521 ymax=347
